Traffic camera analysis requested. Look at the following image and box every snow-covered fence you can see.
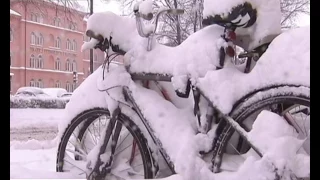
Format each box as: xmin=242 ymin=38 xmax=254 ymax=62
xmin=10 ymin=96 xmax=69 ymax=109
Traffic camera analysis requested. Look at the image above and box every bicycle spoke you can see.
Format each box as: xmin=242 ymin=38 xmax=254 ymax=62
xmin=114 ymin=144 xmax=133 ymax=156
xmin=115 ymin=132 xmax=130 ymax=151
xmin=73 ymin=132 xmax=88 ymax=154
xmin=118 ymin=164 xmax=144 ymax=173
xmin=68 ymin=137 xmax=87 ymax=156
xmin=66 ymin=149 xmax=87 ymax=160
xmin=64 ymin=153 xmax=86 ymax=174
xmin=87 ymin=127 xmax=98 ymax=145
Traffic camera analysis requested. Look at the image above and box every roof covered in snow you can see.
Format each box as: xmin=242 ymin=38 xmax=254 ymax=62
xmin=10 ymin=9 xmax=21 ymax=16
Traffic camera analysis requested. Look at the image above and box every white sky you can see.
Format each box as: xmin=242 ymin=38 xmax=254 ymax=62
xmin=78 ymin=0 xmax=310 ymax=27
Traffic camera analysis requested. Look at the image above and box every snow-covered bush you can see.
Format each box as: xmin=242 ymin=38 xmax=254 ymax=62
xmin=10 ymin=96 xmax=69 ymax=109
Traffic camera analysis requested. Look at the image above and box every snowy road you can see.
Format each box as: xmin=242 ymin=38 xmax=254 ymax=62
xmin=10 ymin=127 xmax=57 ymax=141
xmin=10 ymin=109 xmax=61 ymax=141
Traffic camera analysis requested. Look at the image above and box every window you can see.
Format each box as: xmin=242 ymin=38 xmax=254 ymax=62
xmin=31 ymin=32 xmax=44 ymax=46
xmin=55 ymin=81 xmax=61 ymax=88
xmin=66 ymin=39 xmax=71 ymax=50
xmin=31 ymin=13 xmax=37 ymax=22
xmin=10 ymin=28 xmax=13 ymax=42
xmin=66 ymin=59 xmax=72 ymax=71
xmin=55 ymin=37 xmax=61 ymax=48
xmin=55 ymin=58 xmax=61 ymax=70
xmin=38 ymin=79 xmax=43 ymax=88
xmin=69 ymin=23 xmax=76 ymax=30
xmin=30 ymin=54 xmax=35 ymax=68
xmin=38 ymin=55 xmax=43 ymax=68
xmin=37 ymin=33 xmax=44 ymax=46
xmin=30 ymin=54 xmax=43 ymax=69
xmin=72 ymin=60 xmax=77 ymax=72
xmin=39 ymin=15 xmax=43 ymax=23
xmin=30 ymin=79 xmax=35 ymax=87
xmin=53 ymin=17 xmax=61 ymax=27
xmin=31 ymin=32 xmax=36 ymax=45
xmin=72 ymin=40 xmax=77 ymax=51
xmin=31 ymin=13 xmax=43 ymax=23
xmin=66 ymin=81 xmax=72 ymax=92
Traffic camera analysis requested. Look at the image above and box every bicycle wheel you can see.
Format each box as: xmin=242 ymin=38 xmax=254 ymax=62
xmin=56 ymin=108 xmax=156 ymax=179
xmin=212 ymin=86 xmax=310 ymax=179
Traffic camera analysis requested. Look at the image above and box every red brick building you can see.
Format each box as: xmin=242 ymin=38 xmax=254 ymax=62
xmin=10 ymin=0 xmax=105 ymax=94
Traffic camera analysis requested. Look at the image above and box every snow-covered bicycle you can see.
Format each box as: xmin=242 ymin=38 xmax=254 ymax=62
xmin=56 ymin=0 xmax=310 ymax=179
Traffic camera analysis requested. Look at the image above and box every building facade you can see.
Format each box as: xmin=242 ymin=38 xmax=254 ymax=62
xmin=10 ymin=0 xmax=105 ymax=94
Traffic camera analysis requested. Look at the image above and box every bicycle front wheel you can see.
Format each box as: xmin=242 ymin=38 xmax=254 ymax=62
xmin=56 ymin=108 xmax=156 ymax=179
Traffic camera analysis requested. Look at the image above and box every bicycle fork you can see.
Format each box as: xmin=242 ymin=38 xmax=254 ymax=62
xmin=87 ymin=107 xmax=122 ymax=180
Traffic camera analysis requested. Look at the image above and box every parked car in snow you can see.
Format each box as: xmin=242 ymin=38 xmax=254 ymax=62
xmin=60 ymin=92 xmax=73 ymax=99
xmin=14 ymin=87 xmax=50 ymax=98
xmin=42 ymin=88 xmax=68 ymax=98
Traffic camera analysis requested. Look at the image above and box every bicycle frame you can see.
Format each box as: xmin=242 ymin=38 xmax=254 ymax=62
xmin=114 ymin=72 xmax=264 ymax=174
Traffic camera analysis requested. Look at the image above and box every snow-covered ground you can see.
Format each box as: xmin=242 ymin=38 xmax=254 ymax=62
xmin=10 ymin=109 xmax=62 ymax=141
xmin=10 ymin=108 xmax=64 ymax=178
xmin=10 ymin=108 xmax=309 ymax=180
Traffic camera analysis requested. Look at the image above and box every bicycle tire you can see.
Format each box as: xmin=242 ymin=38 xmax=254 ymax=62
xmin=56 ymin=107 xmax=156 ymax=179
xmin=212 ymin=86 xmax=310 ymax=175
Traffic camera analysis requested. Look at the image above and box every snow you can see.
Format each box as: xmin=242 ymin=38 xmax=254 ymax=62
xmin=42 ymin=88 xmax=68 ymax=98
xmin=197 ymin=26 xmax=310 ymax=113
xmin=10 ymin=108 xmax=63 ymax=129
xmin=81 ymin=11 xmax=140 ymax=53
xmin=203 ymin=0 xmax=282 ymax=50
xmin=138 ymin=0 xmax=153 ymax=15
xmin=10 ymin=9 xmax=21 ymax=16
xmin=11 ymin=2 xmax=309 ymax=179
xmin=125 ymin=25 xmax=228 ymax=84
xmin=10 ymin=108 xmax=308 ymax=179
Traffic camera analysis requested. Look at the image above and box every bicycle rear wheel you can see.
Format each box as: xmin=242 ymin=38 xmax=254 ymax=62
xmin=56 ymin=108 xmax=156 ymax=179
xmin=212 ymin=86 xmax=310 ymax=179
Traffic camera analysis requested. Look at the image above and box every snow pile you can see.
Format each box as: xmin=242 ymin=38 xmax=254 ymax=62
xmin=10 ymin=138 xmax=58 ymax=150
xmin=198 ymin=26 xmax=310 ymax=113
xmin=247 ymin=111 xmax=309 ymax=179
xmin=81 ymin=11 xmax=232 ymax=93
xmin=203 ymin=0 xmax=281 ymax=50
xmin=125 ymin=25 xmax=230 ymax=93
